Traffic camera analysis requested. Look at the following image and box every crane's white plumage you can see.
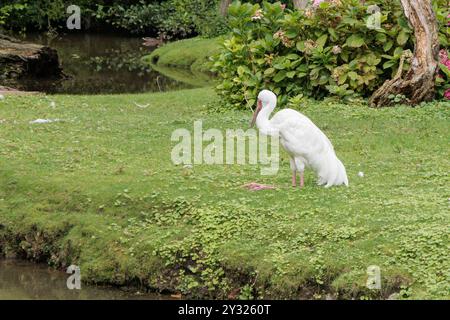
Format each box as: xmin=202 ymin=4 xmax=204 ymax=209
xmin=251 ymin=90 xmax=348 ymax=188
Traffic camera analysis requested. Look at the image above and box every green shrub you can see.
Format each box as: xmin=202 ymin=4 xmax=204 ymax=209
xmin=212 ymin=0 xmax=450 ymax=109
xmin=93 ymin=1 xmax=166 ymax=35
xmin=92 ymin=0 xmax=208 ymax=37
xmin=0 ymin=0 xmax=67 ymax=31
xmin=0 ymin=0 xmax=230 ymax=38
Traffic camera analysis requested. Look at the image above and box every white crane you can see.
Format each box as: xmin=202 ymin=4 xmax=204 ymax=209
xmin=251 ymin=90 xmax=349 ymax=188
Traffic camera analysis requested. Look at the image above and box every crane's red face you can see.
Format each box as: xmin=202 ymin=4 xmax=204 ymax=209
xmin=250 ymin=99 xmax=262 ymax=128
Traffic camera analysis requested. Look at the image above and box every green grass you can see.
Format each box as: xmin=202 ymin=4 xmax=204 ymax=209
xmin=0 ymin=88 xmax=449 ymax=299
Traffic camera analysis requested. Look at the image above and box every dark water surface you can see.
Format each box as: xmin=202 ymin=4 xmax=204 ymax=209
xmin=0 ymin=259 xmax=170 ymax=300
xmin=15 ymin=33 xmax=195 ymax=94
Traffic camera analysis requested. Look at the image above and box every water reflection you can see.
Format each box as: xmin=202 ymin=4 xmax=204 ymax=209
xmin=0 ymin=259 xmax=168 ymax=300
xmin=14 ymin=33 xmax=195 ymax=94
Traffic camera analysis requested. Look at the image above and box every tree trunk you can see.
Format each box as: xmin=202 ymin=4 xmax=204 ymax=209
xmin=219 ymin=0 xmax=232 ymax=16
xmin=293 ymin=0 xmax=309 ymax=9
xmin=369 ymin=0 xmax=440 ymax=107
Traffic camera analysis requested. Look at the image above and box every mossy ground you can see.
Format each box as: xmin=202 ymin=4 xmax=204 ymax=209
xmin=0 ymin=88 xmax=448 ymax=299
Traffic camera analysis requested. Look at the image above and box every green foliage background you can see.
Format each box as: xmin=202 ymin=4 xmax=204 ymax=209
xmin=0 ymin=0 xmax=227 ymax=38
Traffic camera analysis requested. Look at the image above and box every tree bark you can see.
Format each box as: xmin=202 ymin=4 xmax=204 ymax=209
xmin=293 ymin=0 xmax=309 ymax=9
xmin=219 ymin=0 xmax=232 ymax=16
xmin=369 ymin=0 xmax=440 ymax=107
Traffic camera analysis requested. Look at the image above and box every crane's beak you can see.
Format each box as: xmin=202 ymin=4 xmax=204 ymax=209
xmin=250 ymin=100 xmax=262 ymax=128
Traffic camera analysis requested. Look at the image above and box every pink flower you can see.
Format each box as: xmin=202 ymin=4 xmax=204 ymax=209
xmin=313 ymin=0 xmax=325 ymax=6
xmin=444 ymin=88 xmax=450 ymax=100
xmin=439 ymin=50 xmax=450 ymax=70
xmin=439 ymin=49 xmax=448 ymax=64
xmin=447 ymin=13 xmax=450 ymax=26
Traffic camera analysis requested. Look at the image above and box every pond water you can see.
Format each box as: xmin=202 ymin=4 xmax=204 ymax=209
xmin=14 ymin=33 xmax=196 ymax=94
xmin=0 ymin=259 xmax=171 ymax=300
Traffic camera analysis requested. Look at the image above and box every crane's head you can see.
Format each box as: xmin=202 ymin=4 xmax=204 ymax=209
xmin=250 ymin=90 xmax=277 ymax=127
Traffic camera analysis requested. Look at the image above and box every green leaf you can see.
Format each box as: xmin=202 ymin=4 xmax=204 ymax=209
xmin=397 ymin=30 xmax=409 ymax=46
xmin=439 ymin=63 xmax=450 ymax=77
xmin=237 ymin=65 xmax=250 ymax=76
xmin=376 ymin=33 xmax=387 ymax=43
xmin=264 ymin=68 xmax=275 ymax=75
xmin=286 ymin=71 xmax=296 ymax=78
xmin=394 ymin=47 xmax=404 ymax=57
xmin=285 ymin=30 xmax=298 ymax=39
xmin=346 ymin=34 xmax=365 ymax=48
xmin=273 ymin=71 xmax=287 ymax=82
xmin=338 ymin=73 xmax=348 ymax=85
xmin=342 ymin=17 xmax=359 ymax=26
xmin=286 ymin=53 xmax=301 ymax=60
xmin=348 ymin=71 xmax=358 ymax=80
xmin=296 ymin=41 xmax=306 ymax=52
xmin=328 ymin=28 xmax=338 ymax=41
xmin=296 ymin=64 xmax=308 ymax=72
xmin=383 ymin=40 xmax=393 ymax=52
xmin=316 ymin=35 xmax=328 ymax=50
xmin=246 ymin=99 xmax=256 ymax=108
xmin=319 ymin=1 xmax=330 ymax=9
xmin=273 ymin=63 xmax=287 ymax=70
xmin=341 ymin=51 xmax=349 ymax=62
xmin=383 ymin=60 xmax=396 ymax=69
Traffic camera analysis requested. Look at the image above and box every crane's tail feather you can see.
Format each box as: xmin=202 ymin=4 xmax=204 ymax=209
xmin=316 ymin=151 xmax=348 ymax=188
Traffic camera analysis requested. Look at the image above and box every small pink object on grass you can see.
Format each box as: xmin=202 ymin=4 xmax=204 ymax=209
xmin=242 ymin=182 xmax=276 ymax=191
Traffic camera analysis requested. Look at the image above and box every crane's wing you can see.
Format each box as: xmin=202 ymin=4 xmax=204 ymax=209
xmin=271 ymin=109 xmax=333 ymax=157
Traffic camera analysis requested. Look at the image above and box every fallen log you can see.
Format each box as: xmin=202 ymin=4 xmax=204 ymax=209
xmin=0 ymin=34 xmax=62 ymax=83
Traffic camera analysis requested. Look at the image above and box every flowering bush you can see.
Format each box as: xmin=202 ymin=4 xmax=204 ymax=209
xmin=438 ymin=49 xmax=450 ymax=100
xmin=212 ymin=0 xmax=450 ymax=109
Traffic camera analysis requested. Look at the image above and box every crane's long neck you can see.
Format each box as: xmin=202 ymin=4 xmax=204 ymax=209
xmin=256 ymin=100 xmax=277 ymax=136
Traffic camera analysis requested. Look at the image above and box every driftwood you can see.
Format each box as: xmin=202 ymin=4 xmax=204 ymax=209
xmin=0 ymin=34 xmax=62 ymax=82
xmin=369 ymin=0 xmax=440 ymax=107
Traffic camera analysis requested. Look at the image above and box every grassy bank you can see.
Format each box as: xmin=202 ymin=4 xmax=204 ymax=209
xmin=146 ymin=37 xmax=222 ymax=72
xmin=0 ymin=88 xmax=449 ymax=299
xmin=143 ymin=37 xmax=221 ymax=87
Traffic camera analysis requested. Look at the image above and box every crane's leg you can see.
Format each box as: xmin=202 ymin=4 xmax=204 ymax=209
xmin=295 ymin=158 xmax=305 ymax=189
xmin=299 ymin=171 xmax=304 ymax=188
xmin=290 ymin=158 xmax=297 ymax=187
